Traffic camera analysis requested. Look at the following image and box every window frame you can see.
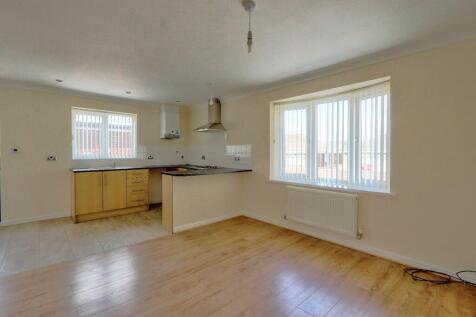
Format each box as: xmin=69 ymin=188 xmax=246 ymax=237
xmin=71 ymin=107 xmax=138 ymax=160
xmin=270 ymin=78 xmax=392 ymax=194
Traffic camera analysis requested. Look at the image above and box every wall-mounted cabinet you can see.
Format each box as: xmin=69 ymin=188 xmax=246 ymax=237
xmin=72 ymin=169 xmax=149 ymax=222
xmin=160 ymin=105 xmax=181 ymax=139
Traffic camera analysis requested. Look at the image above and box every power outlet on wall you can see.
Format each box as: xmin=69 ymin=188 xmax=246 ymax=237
xmin=46 ymin=155 xmax=57 ymax=161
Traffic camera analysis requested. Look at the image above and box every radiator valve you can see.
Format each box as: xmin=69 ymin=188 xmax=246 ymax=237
xmin=356 ymin=228 xmax=363 ymax=240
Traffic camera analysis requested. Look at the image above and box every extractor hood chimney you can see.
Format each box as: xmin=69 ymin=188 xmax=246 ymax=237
xmin=193 ymin=98 xmax=226 ymax=132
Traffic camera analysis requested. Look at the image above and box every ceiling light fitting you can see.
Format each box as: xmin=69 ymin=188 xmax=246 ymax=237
xmin=241 ymin=0 xmax=256 ymax=53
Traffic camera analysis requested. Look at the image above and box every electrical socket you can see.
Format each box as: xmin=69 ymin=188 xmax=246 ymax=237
xmin=47 ymin=155 xmax=57 ymax=161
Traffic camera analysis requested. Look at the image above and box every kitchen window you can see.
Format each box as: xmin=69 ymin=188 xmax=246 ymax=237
xmin=72 ymin=107 xmax=137 ymax=159
xmin=271 ymin=79 xmax=390 ymax=193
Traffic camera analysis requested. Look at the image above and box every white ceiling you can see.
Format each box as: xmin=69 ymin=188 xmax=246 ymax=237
xmin=1 ymin=0 xmax=476 ymax=104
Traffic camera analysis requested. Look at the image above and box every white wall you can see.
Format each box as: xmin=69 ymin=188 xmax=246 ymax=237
xmin=188 ymin=38 xmax=476 ymax=275
xmin=172 ymin=173 xmax=244 ymax=232
xmin=0 ymin=85 xmax=190 ymax=224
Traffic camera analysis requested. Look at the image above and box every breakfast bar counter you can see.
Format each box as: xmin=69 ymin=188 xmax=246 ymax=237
xmin=162 ymin=169 xmax=250 ymax=233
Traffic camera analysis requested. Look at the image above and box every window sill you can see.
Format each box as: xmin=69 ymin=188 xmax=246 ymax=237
xmin=268 ymin=179 xmax=397 ymax=197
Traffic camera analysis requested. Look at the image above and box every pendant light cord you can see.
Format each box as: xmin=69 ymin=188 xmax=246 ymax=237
xmin=249 ymin=10 xmax=251 ymax=31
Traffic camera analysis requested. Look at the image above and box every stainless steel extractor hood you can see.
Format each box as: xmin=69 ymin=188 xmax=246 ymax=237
xmin=193 ymin=98 xmax=227 ymax=132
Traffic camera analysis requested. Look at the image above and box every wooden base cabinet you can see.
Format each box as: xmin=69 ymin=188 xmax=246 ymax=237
xmin=103 ymin=171 xmax=127 ymax=211
xmin=72 ymin=169 xmax=150 ymax=223
xmin=74 ymin=172 xmax=103 ymax=215
xmin=126 ymin=170 xmax=149 ymax=207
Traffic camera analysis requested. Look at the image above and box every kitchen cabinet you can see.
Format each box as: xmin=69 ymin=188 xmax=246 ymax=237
xmin=103 ymin=171 xmax=127 ymax=211
xmin=73 ymin=169 xmax=149 ymax=223
xmin=74 ymin=172 xmax=103 ymax=215
xmin=127 ymin=169 xmax=149 ymax=186
xmin=127 ymin=190 xmax=149 ymax=207
xmin=126 ymin=169 xmax=149 ymax=207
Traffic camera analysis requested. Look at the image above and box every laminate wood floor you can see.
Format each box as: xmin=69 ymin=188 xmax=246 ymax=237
xmin=0 ymin=216 xmax=474 ymax=316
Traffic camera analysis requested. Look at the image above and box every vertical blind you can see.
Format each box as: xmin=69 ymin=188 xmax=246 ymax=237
xmin=72 ymin=108 xmax=137 ymax=159
xmin=273 ymin=81 xmax=390 ymax=193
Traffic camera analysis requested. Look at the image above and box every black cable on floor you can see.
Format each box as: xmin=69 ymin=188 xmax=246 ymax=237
xmin=404 ymin=268 xmax=476 ymax=287
xmin=404 ymin=268 xmax=453 ymax=285
xmin=456 ymin=270 xmax=476 ymax=288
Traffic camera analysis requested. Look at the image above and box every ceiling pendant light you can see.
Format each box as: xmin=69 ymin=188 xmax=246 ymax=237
xmin=241 ymin=0 xmax=256 ymax=53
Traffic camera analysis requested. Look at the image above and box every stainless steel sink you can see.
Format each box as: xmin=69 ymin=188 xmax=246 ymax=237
xmin=105 ymin=166 xmax=135 ymax=169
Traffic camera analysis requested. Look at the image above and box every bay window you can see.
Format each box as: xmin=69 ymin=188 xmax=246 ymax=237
xmin=271 ymin=80 xmax=390 ymax=193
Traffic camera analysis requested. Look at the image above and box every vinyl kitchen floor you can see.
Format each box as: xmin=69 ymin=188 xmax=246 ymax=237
xmin=0 ymin=209 xmax=168 ymax=276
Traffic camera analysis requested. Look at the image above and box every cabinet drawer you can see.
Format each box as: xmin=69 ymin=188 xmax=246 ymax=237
xmin=127 ymin=169 xmax=149 ymax=186
xmin=127 ymin=192 xmax=149 ymax=207
xmin=127 ymin=185 xmax=148 ymax=195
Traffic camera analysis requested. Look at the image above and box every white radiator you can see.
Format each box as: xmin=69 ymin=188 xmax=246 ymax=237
xmin=286 ymin=186 xmax=360 ymax=238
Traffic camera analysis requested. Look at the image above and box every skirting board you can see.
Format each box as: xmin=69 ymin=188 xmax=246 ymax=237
xmin=74 ymin=205 xmax=149 ymax=223
xmin=173 ymin=213 xmax=240 ymax=233
xmin=0 ymin=211 xmax=72 ymax=226
xmin=242 ymin=211 xmax=457 ymax=278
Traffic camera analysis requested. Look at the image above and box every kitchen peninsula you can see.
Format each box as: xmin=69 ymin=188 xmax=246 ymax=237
xmin=70 ymin=165 xmax=251 ymax=232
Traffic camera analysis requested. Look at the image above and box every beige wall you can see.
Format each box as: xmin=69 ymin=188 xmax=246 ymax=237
xmin=189 ymin=38 xmax=476 ymax=275
xmin=172 ymin=173 xmax=244 ymax=232
xmin=0 ymin=85 xmax=189 ymax=224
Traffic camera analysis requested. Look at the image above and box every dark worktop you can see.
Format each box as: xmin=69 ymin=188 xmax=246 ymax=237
xmin=162 ymin=167 xmax=252 ymax=176
xmin=70 ymin=164 xmax=252 ymax=176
